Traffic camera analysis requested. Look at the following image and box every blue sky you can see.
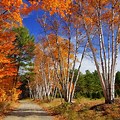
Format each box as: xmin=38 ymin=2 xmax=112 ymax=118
xmin=23 ymin=10 xmax=44 ymax=40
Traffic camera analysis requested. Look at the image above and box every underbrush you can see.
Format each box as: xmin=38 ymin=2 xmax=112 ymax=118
xmin=0 ymin=102 xmax=10 ymax=112
xmin=0 ymin=101 xmax=19 ymax=120
xmin=0 ymin=102 xmax=11 ymax=120
xmin=53 ymin=102 xmax=79 ymax=120
xmin=38 ymin=98 xmax=120 ymax=120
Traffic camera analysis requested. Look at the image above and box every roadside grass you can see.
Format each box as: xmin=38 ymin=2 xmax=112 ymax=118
xmin=36 ymin=97 xmax=120 ymax=120
xmin=35 ymin=98 xmax=62 ymax=107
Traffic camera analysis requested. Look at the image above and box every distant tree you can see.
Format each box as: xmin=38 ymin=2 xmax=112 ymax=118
xmin=84 ymin=70 xmax=94 ymax=93
xmin=115 ymin=71 xmax=120 ymax=97
xmin=92 ymin=71 xmax=102 ymax=92
xmin=74 ymin=70 xmax=85 ymax=98
xmin=91 ymin=71 xmax=103 ymax=99
xmin=75 ymin=70 xmax=103 ymax=99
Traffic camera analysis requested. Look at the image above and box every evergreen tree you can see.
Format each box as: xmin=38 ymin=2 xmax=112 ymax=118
xmin=12 ymin=27 xmax=35 ymax=98
xmin=115 ymin=71 xmax=120 ymax=97
xmin=75 ymin=70 xmax=103 ymax=99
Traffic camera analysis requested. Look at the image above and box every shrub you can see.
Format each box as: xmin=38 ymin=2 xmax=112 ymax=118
xmin=0 ymin=102 xmax=10 ymax=112
xmin=54 ymin=102 xmax=71 ymax=114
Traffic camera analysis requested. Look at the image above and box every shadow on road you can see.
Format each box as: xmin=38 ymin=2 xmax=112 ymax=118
xmin=6 ymin=108 xmax=50 ymax=117
xmin=4 ymin=100 xmax=53 ymax=120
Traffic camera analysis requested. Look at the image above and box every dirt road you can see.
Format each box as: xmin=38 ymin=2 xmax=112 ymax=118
xmin=4 ymin=100 xmax=53 ymax=120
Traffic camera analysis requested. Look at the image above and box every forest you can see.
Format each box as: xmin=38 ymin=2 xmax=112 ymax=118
xmin=0 ymin=0 xmax=120 ymax=120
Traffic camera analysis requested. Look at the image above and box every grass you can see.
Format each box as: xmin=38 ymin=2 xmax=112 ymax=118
xmin=36 ymin=97 xmax=120 ymax=120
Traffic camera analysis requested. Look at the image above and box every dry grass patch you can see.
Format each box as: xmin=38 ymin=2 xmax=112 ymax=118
xmin=35 ymin=98 xmax=63 ymax=118
xmin=35 ymin=98 xmax=120 ymax=120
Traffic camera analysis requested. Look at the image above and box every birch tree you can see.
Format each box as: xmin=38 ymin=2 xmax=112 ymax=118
xmin=36 ymin=13 xmax=88 ymax=103
xmin=33 ymin=41 xmax=60 ymax=100
xmin=74 ymin=0 xmax=120 ymax=103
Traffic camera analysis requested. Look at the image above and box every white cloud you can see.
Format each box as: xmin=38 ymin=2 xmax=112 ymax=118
xmin=75 ymin=54 xmax=96 ymax=74
xmin=80 ymin=57 xmax=96 ymax=73
xmin=75 ymin=52 xmax=120 ymax=74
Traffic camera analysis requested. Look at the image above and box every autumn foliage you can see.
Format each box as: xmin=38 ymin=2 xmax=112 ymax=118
xmin=0 ymin=0 xmax=23 ymax=104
